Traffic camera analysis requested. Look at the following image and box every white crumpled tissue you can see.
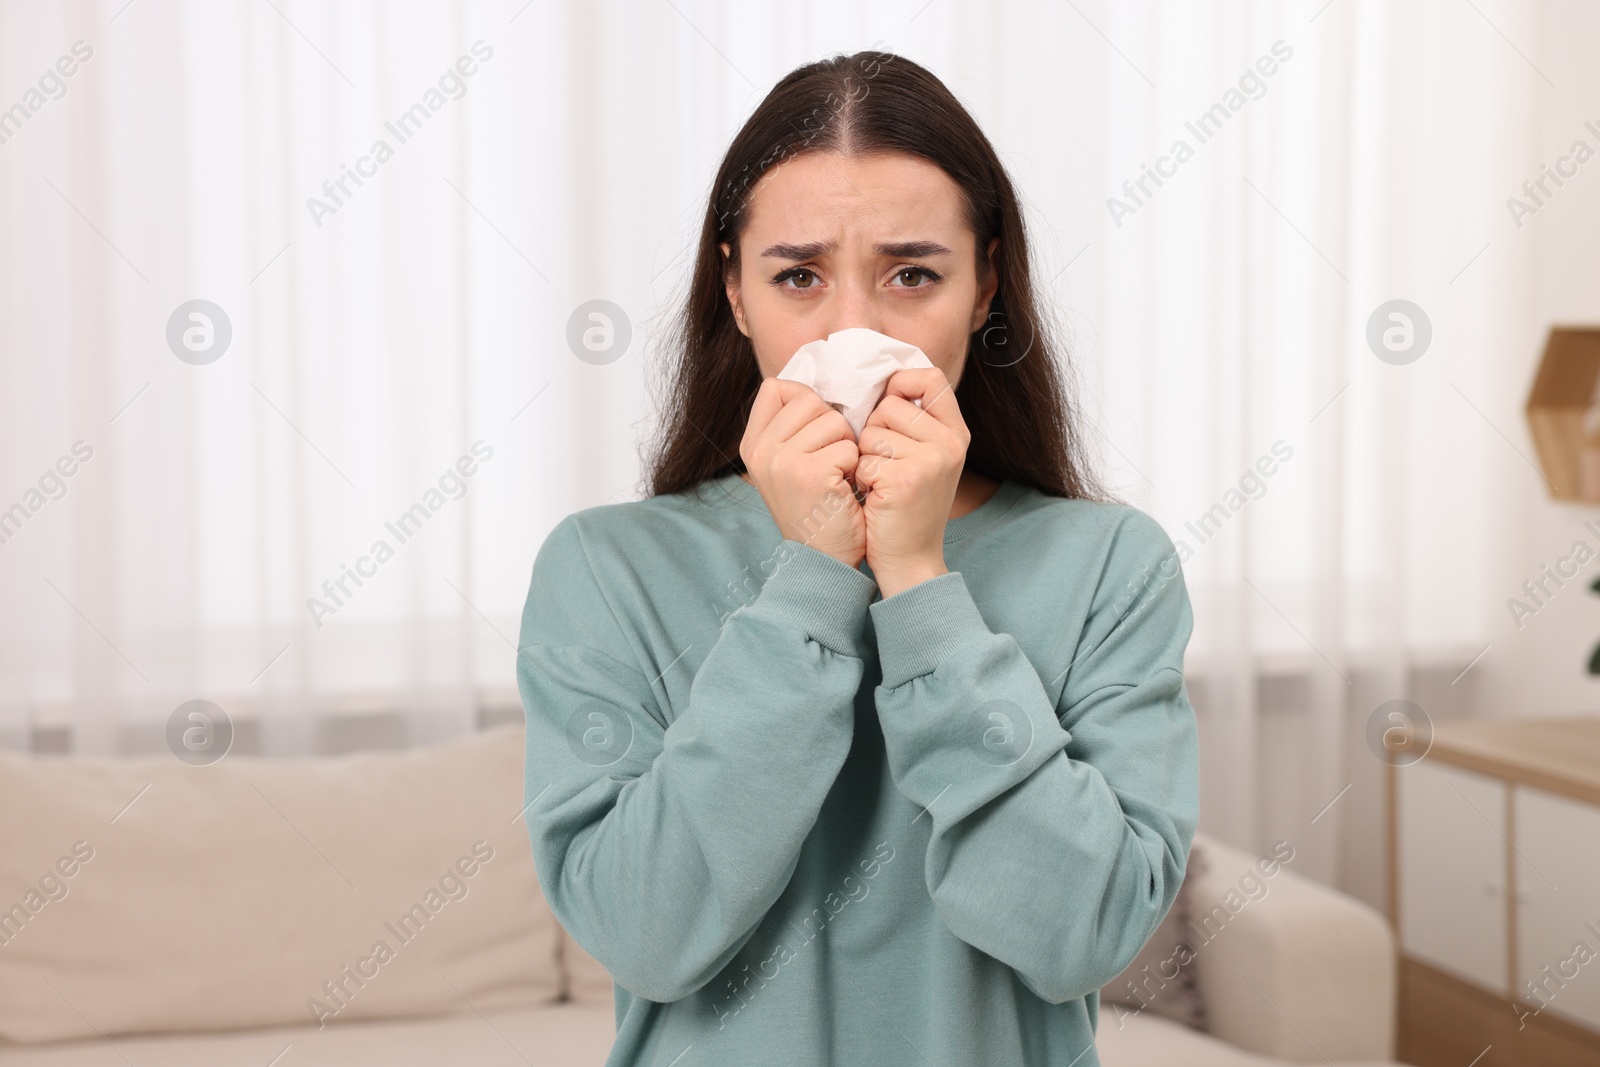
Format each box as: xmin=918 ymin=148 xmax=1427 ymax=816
xmin=774 ymin=327 xmax=934 ymax=440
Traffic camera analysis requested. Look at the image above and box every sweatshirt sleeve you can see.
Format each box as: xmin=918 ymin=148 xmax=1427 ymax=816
xmin=867 ymin=508 xmax=1200 ymax=1005
xmin=516 ymin=515 xmax=877 ymax=1004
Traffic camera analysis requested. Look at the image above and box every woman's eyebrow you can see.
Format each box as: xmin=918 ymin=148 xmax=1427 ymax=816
xmin=875 ymin=240 xmax=952 ymax=258
xmin=760 ymin=241 xmax=832 ymax=261
xmin=759 ymin=239 xmax=953 ymax=260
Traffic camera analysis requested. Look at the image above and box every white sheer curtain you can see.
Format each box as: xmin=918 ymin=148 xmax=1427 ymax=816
xmin=0 ymin=0 xmax=1558 ymax=903
xmin=1075 ymin=0 xmax=1538 ymax=898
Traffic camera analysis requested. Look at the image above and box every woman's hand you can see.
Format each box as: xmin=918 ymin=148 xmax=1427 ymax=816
xmin=855 ymin=367 xmax=970 ymax=598
xmin=740 ymin=377 xmax=867 ymax=568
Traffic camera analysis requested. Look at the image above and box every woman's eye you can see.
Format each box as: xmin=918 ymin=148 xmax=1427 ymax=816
xmin=892 ymin=266 xmax=941 ymax=288
xmin=774 ymin=268 xmax=817 ymax=289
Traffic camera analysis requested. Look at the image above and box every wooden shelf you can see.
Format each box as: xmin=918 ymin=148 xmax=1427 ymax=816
xmin=1429 ymin=717 xmax=1600 ymax=807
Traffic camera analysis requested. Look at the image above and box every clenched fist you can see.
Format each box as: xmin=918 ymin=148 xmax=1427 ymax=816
xmin=739 ymin=378 xmax=867 ymax=568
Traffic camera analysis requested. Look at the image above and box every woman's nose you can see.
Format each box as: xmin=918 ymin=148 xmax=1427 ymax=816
xmin=819 ymin=278 xmax=884 ymax=337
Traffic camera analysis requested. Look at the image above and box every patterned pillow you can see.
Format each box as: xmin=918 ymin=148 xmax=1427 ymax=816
xmin=1098 ymin=838 xmax=1209 ymax=1031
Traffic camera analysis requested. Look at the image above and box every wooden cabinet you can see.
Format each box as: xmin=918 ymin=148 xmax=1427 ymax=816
xmin=1388 ymin=718 xmax=1600 ymax=1066
xmin=1514 ymin=786 xmax=1600 ymax=1032
xmin=1396 ymin=760 xmax=1508 ymax=992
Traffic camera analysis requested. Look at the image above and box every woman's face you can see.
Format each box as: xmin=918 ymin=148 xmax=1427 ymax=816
xmin=720 ymin=150 xmax=1000 ymax=385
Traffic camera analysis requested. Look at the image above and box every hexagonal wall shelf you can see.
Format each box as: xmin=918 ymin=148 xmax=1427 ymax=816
xmin=1526 ymin=327 xmax=1600 ymax=502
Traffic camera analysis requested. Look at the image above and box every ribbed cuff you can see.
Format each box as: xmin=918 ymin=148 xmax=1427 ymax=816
xmin=747 ymin=540 xmax=877 ymax=657
xmin=869 ymin=570 xmax=990 ymax=688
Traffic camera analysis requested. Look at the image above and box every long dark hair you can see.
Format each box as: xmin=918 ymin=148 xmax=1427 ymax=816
xmin=644 ymin=49 xmax=1108 ymax=503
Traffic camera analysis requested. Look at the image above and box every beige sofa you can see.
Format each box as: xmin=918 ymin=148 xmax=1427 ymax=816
xmin=0 ymin=723 xmax=1402 ymax=1066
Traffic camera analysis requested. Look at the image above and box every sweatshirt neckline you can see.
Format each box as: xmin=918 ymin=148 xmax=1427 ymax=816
xmin=706 ymin=471 xmax=1024 ymax=544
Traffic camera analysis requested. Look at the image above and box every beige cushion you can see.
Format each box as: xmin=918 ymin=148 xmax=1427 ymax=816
xmin=1186 ymin=832 xmax=1398 ymax=1063
xmin=0 ymin=1003 xmax=615 ymax=1066
xmin=0 ymin=724 xmax=561 ymax=1044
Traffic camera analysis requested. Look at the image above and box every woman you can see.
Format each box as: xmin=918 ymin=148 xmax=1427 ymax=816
xmin=517 ymin=49 xmax=1199 ymax=1067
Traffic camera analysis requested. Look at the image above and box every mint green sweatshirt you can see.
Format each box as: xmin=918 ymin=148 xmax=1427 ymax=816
xmin=516 ymin=470 xmax=1199 ymax=1067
